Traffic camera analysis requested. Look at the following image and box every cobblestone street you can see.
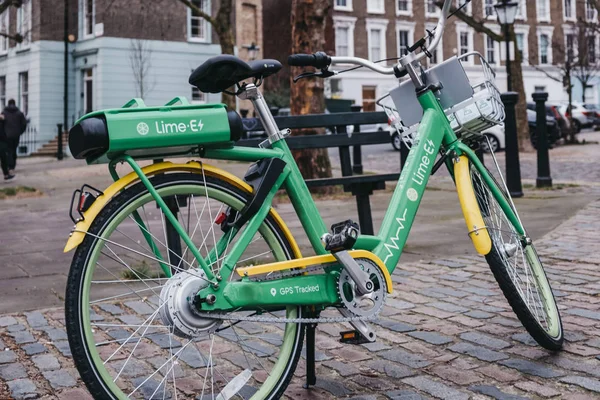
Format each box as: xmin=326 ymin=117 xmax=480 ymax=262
xmin=0 ymin=197 xmax=599 ymax=399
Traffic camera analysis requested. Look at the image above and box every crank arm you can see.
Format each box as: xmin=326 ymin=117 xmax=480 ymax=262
xmin=339 ymin=308 xmax=376 ymax=342
xmin=334 ymin=251 xmax=373 ymax=295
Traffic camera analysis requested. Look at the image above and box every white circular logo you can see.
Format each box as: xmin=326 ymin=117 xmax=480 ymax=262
xmin=136 ymin=122 xmax=150 ymax=136
xmin=407 ymin=188 xmax=418 ymax=202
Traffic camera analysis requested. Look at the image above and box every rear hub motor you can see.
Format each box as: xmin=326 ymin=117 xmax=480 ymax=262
xmin=159 ymin=271 xmax=221 ymax=338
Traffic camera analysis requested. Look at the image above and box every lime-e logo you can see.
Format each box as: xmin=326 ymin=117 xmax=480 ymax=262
xmin=155 ymin=120 xmax=204 ymax=134
xmin=136 ymin=122 xmax=150 ymax=136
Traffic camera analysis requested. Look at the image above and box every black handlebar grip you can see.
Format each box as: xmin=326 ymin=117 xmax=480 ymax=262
xmin=287 ymin=52 xmax=331 ymax=69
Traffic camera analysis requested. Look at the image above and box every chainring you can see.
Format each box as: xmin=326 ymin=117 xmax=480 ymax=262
xmin=337 ymin=258 xmax=386 ymax=318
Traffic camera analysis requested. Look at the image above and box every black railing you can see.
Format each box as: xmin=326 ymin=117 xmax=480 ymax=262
xmin=239 ymin=110 xmax=406 ymax=235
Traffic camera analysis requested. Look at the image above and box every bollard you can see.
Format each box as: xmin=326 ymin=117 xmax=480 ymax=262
xmin=56 ymin=124 xmax=64 ymax=161
xmin=400 ymin=139 xmax=409 ymax=170
xmin=532 ymin=92 xmax=552 ymax=188
xmin=351 ymin=105 xmax=363 ymax=174
xmin=475 ymin=146 xmax=484 ymax=164
xmin=500 ymin=92 xmax=523 ymax=197
xmin=269 ymin=106 xmax=280 ymax=117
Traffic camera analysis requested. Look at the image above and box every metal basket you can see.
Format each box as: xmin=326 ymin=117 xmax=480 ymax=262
xmin=378 ymin=52 xmax=504 ymax=149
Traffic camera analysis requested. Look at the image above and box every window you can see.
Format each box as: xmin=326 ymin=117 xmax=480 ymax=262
xmin=515 ymin=0 xmax=526 ymax=20
xmin=334 ymin=16 xmax=356 ymax=57
xmin=539 ymin=34 xmax=549 ymax=64
xmin=515 ymin=33 xmax=524 ymax=60
xmin=0 ymin=10 xmax=8 ymax=54
xmin=396 ymin=0 xmax=412 ymax=16
xmin=330 ymin=79 xmax=342 ymax=96
xmin=17 ymin=0 xmax=32 ymax=48
xmin=82 ymin=69 xmax=93 ymax=115
xmin=456 ymin=0 xmax=472 ymax=14
xmin=191 ymin=87 xmax=205 ymax=103
xmin=484 ymin=0 xmax=495 ymax=17
xmin=189 ymin=0 xmax=209 ymax=41
xmin=18 ymin=72 xmax=28 ymax=115
xmin=586 ymin=0 xmax=598 ymax=21
xmin=534 ymin=86 xmax=546 ymax=92
xmin=398 ymin=30 xmax=409 ymax=56
xmin=460 ymin=32 xmax=469 ymax=57
xmin=367 ymin=0 xmax=385 ymax=13
xmin=589 ymin=36 xmax=596 ymax=64
xmin=456 ymin=26 xmax=473 ymax=63
xmin=334 ymin=0 xmax=353 ymax=11
xmin=425 ymin=23 xmax=442 ymax=64
xmin=0 ymin=76 xmax=5 ymax=109
xmin=564 ymin=0 xmax=576 ymax=20
xmin=565 ymin=33 xmax=575 ymax=61
xmin=537 ymin=0 xmax=549 ymax=21
xmin=362 ymin=86 xmax=377 ymax=112
xmin=425 ymin=0 xmax=440 ymax=17
xmin=369 ymin=28 xmax=383 ymax=60
xmin=486 ymin=35 xmax=497 ymax=64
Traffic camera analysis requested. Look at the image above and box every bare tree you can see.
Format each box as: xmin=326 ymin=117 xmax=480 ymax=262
xmin=436 ymin=2 xmax=533 ymax=151
xmin=129 ymin=39 xmax=156 ymax=99
xmin=0 ymin=0 xmax=25 ymax=44
xmin=570 ymin=23 xmax=600 ymax=103
xmin=176 ymin=0 xmax=235 ymax=109
xmin=289 ymin=0 xmax=333 ymax=184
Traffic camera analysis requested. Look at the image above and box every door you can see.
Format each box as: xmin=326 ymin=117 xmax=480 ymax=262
xmin=82 ymin=68 xmax=94 ymax=116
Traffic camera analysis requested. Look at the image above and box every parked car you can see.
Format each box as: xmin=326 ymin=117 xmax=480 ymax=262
xmin=558 ymin=102 xmax=600 ymax=133
xmin=481 ymin=125 xmax=505 ymax=152
xmin=527 ymin=102 xmax=571 ymax=139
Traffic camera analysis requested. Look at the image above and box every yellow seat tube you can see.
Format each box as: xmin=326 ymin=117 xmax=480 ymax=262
xmin=454 ymin=155 xmax=492 ymax=255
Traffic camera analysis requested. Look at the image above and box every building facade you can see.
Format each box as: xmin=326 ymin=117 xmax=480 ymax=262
xmin=330 ymin=0 xmax=599 ymax=112
xmin=0 ymin=0 xmax=262 ymax=154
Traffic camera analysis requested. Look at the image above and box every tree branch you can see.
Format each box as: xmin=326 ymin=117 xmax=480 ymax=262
xmin=435 ymin=1 xmax=504 ymax=41
xmin=176 ymin=0 xmax=215 ymax=26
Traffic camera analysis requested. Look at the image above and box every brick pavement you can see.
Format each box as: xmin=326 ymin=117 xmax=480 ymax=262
xmin=0 ymin=198 xmax=599 ymax=398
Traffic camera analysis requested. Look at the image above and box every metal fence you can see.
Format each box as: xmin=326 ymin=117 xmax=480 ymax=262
xmin=17 ymin=124 xmax=38 ymax=156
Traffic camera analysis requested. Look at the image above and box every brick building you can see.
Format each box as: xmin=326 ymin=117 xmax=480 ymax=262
xmin=262 ymin=0 xmax=599 ymax=112
xmin=0 ymin=0 xmax=262 ymax=154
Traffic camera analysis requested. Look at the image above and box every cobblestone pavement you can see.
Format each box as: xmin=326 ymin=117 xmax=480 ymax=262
xmin=0 ymin=200 xmax=599 ymax=398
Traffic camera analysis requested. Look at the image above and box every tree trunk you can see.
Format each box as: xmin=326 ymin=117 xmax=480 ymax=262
xmin=567 ymin=77 xmax=577 ymax=143
xmin=290 ymin=0 xmax=333 ymax=183
xmin=509 ymin=28 xmax=534 ymax=152
xmin=214 ymin=0 xmax=237 ymax=110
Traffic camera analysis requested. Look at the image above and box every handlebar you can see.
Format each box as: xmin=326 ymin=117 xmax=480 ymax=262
xmin=287 ymin=0 xmax=453 ymax=76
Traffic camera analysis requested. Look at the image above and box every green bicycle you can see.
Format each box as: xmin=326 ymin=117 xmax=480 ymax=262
xmin=63 ymin=0 xmax=562 ymax=398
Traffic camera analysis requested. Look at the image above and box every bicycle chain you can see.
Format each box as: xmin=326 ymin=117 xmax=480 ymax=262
xmin=193 ymin=262 xmax=384 ymax=324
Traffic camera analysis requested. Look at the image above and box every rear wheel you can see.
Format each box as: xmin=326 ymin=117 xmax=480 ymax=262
xmin=573 ymin=119 xmax=581 ymax=133
xmin=66 ymin=172 xmax=305 ymax=399
xmin=391 ymin=133 xmax=402 ymax=151
xmin=470 ymin=163 xmax=563 ymax=350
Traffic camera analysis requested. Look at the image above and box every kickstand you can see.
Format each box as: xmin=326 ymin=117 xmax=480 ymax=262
xmin=304 ymin=322 xmax=317 ymax=388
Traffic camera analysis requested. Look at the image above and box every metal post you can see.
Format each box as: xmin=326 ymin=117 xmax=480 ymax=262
xmin=475 ymin=146 xmax=484 ymax=164
xmin=400 ymin=140 xmax=409 ymax=170
xmin=336 ymin=125 xmax=353 ymax=177
xmin=504 ymin=23 xmax=512 ymax=92
xmin=56 ymin=124 xmax=64 ymax=160
xmin=501 ymin=92 xmax=523 ymax=197
xmin=351 ymin=105 xmax=363 ymax=174
xmin=532 ymin=92 xmax=552 ymax=188
xmin=355 ymin=189 xmax=374 ymax=235
xmin=269 ymin=106 xmax=280 ymax=116
xmin=63 ymin=0 xmax=68 ymax=160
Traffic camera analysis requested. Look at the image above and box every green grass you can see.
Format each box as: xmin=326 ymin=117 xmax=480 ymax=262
xmin=0 ymin=186 xmax=40 ymax=199
xmin=120 ymin=261 xmax=167 ymax=280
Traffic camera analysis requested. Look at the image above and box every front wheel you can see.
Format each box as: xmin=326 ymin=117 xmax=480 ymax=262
xmin=391 ymin=133 xmax=402 ymax=151
xmin=470 ymin=163 xmax=563 ymax=350
xmin=65 ymin=172 xmax=305 ymax=399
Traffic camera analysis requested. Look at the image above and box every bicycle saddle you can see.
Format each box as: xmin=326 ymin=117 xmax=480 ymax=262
xmin=189 ymin=55 xmax=282 ymax=94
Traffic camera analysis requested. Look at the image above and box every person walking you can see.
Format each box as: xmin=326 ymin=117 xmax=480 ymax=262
xmin=2 ymin=99 xmax=27 ymax=174
xmin=0 ymin=114 xmax=15 ymax=181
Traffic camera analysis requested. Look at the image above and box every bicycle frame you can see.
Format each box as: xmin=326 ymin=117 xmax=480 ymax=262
xmin=91 ymin=81 xmax=522 ymax=313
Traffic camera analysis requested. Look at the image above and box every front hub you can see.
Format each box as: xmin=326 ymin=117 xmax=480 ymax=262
xmin=159 ymin=271 xmax=221 ymax=338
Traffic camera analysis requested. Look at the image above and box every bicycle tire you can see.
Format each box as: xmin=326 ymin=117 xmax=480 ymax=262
xmin=65 ymin=172 xmax=305 ymax=399
xmin=470 ymin=162 xmax=563 ymax=350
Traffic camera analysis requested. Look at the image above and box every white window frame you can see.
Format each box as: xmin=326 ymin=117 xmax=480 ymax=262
xmin=513 ymin=24 xmax=529 ymax=64
xmin=17 ymin=0 xmax=32 ymax=49
xmin=455 ymin=0 xmax=472 ymax=15
xmin=0 ymin=10 xmax=8 ymax=54
xmin=395 ymin=20 xmax=415 ymax=58
xmin=396 ymin=0 xmax=413 ymax=16
xmin=366 ymin=18 xmax=388 ymax=61
xmin=536 ymin=0 xmax=550 ymax=22
xmin=425 ymin=22 xmax=442 ymax=65
xmin=367 ymin=0 xmax=385 ymax=14
xmin=484 ymin=28 xmax=501 ymax=66
xmin=585 ymin=0 xmax=598 ymax=22
xmin=188 ymin=0 xmax=211 ymax=43
xmin=483 ymin=0 xmax=497 ymax=20
xmin=334 ymin=0 xmax=353 ymax=11
xmin=515 ymin=0 xmax=527 ymax=21
xmin=563 ymin=0 xmax=576 ymax=21
xmin=18 ymin=71 xmax=28 ymax=115
xmin=81 ymin=0 xmax=95 ymax=40
xmin=333 ymin=16 xmax=357 ymax=58
xmin=425 ymin=0 xmax=440 ymax=18
xmin=563 ymin=25 xmax=576 ymax=62
xmin=455 ymin=23 xmax=474 ymax=65
xmin=537 ymin=26 xmax=554 ymax=65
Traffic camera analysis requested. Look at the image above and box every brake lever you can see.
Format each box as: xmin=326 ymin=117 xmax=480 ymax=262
xmin=293 ymin=69 xmax=336 ymax=83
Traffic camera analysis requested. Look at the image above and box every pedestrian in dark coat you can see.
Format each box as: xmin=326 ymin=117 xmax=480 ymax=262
xmin=0 ymin=114 xmax=15 ymax=180
xmin=2 ymin=99 xmax=27 ymax=173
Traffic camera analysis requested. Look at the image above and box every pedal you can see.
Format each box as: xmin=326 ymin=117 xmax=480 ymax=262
xmin=340 ymin=330 xmax=373 ymax=345
xmin=322 ymin=220 xmax=359 ymax=252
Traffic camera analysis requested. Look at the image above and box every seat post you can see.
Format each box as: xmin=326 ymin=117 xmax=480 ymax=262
xmin=238 ymin=83 xmax=285 ymax=145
